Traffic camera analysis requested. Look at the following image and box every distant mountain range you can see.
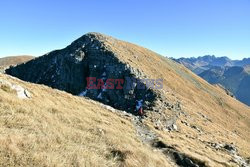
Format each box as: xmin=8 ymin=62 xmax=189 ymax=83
xmin=173 ymin=55 xmax=250 ymax=106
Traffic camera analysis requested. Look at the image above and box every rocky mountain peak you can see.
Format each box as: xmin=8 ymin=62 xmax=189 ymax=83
xmin=3 ymin=33 xmax=250 ymax=166
xmin=5 ymin=33 xmax=168 ymax=114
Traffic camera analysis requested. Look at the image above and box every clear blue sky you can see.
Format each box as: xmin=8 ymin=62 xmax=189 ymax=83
xmin=0 ymin=0 xmax=249 ymax=59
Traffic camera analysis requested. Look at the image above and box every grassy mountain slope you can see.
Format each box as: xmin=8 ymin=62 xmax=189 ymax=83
xmin=0 ymin=74 xmax=171 ymax=167
xmin=0 ymin=55 xmax=34 ymax=67
xmin=2 ymin=33 xmax=250 ymax=166
xmin=102 ymin=34 xmax=250 ymax=154
xmin=0 ymin=56 xmax=34 ymax=72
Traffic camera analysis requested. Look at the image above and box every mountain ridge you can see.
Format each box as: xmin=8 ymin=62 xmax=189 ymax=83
xmin=3 ymin=33 xmax=250 ymax=166
xmin=0 ymin=55 xmax=34 ymax=72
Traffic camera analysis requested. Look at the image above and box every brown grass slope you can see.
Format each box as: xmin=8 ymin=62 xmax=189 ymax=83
xmin=0 ymin=55 xmax=34 ymax=67
xmin=92 ymin=33 xmax=250 ymax=164
xmin=0 ymin=33 xmax=250 ymax=166
xmin=0 ymin=56 xmax=34 ymax=72
xmin=0 ymin=74 xmax=172 ymax=167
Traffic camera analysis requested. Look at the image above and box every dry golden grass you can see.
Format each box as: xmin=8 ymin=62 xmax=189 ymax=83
xmin=0 ymin=56 xmax=34 ymax=67
xmin=1 ymin=33 xmax=250 ymax=166
xmin=95 ymin=33 xmax=250 ymax=166
xmin=0 ymin=74 xmax=172 ymax=167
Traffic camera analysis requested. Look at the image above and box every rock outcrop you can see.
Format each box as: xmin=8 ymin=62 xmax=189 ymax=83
xmin=5 ymin=33 xmax=163 ymax=113
xmin=0 ymin=79 xmax=31 ymax=99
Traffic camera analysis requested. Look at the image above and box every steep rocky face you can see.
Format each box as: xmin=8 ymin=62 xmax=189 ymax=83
xmin=6 ymin=33 xmax=158 ymax=112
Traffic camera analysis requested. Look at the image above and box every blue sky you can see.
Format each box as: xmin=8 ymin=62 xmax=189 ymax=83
xmin=0 ymin=0 xmax=249 ymax=59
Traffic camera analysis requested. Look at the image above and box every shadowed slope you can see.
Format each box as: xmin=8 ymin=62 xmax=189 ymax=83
xmin=0 ymin=73 xmax=172 ymax=167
